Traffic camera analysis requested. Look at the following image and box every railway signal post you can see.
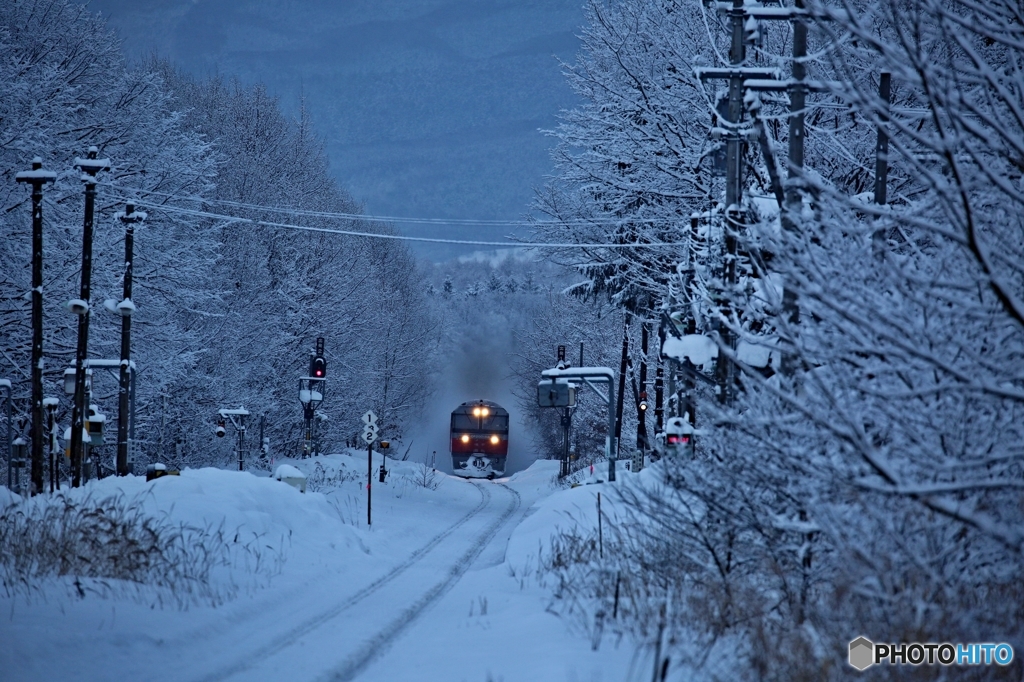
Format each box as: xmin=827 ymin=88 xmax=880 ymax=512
xmin=539 ymin=365 xmax=617 ymax=481
xmin=299 ymin=337 xmax=327 ymax=458
xmin=362 ymin=410 xmax=378 ymax=525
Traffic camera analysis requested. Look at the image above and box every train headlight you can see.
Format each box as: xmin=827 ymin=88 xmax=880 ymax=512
xmin=490 ymin=435 xmax=499 ymax=445
xmin=472 ymin=407 xmax=481 ymax=416
xmin=481 ymin=408 xmax=489 ymax=416
xmin=461 ymin=434 xmax=470 ymax=443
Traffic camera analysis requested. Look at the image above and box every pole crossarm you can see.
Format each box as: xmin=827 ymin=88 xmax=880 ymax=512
xmin=743 ymin=79 xmax=835 ymax=93
xmin=696 ymin=67 xmax=781 ymax=82
xmin=84 ymin=358 xmax=136 ymax=370
xmin=73 ymin=156 xmax=111 ymax=178
xmin=15 ymin=169 xmax=57 ymax=183
xmin=710 ymin=2 xmax=846 ymax=21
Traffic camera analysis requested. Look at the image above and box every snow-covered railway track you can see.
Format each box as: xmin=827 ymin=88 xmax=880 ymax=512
xmin=322 ymin=482 xmax=521 ymax=682
xmin=195 ymin=482 xmax=492 ymax=682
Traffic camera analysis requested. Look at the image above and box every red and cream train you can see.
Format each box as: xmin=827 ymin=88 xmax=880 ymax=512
xmin=449 ymin=400 xmax=509 ymax=479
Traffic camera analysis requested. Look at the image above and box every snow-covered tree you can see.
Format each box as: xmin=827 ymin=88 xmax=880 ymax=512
xmin=150 ymin=66 xmax=441 ymax=462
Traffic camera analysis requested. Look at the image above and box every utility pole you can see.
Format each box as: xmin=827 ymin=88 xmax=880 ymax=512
xmin=786 ymin=0 xmax=807 ymax=213
xmin=722 ymin=0 xmax=748 ymax=405
xmin=613 ymin=315 xmax=631 ymax=482
xmin=15 ymin=158 xmax=56 ymax=495
xmin=44 ymin=398 xmax=58 ymax=491
xmin=654 ymin=366 xmax=664 ymax=436
xmin=69 ymin=148 xmax=109 ymax=487
xmin=116 ymin=204 xmax=143 ymax=476
xmin=1 ymin=380 xmax=11 ymax=492
xmin=873 ymin=72 xmax=891 ymax=207
xmin=557 ymin=344 xmax=571 ymax=478
xmin=636 ymin=324 xmax=649 ymax=455
xmin=781 ymin=0 xmax=808 ymax=375
xmin=872 ymin=72 xmax=892 ymax=259
xmin=700 ymin=1 xmax=821 ymax=385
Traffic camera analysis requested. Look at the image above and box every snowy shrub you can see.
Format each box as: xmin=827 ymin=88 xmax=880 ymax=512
xmin=413 ymin=463 xmax=442 ymax=491
xmin=0 ymin=491 xmax=284 ymax=607
xmin=305 ymin=460 xmax=360 ymax=493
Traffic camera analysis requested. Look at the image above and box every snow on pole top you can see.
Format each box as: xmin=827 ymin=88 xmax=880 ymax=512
xmin=273 ymin=464 xmax=306 ymax=481
xmin=0 ymin=378 xmax=11 ymax=389
xmin=15 ymin=168 xmax=57 ymax=182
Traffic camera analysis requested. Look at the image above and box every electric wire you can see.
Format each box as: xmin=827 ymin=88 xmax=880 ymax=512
xmin=97 ymin=181 xmax=700 ymax=228
xmin=107 ymin=195 xmax=688 ymax=250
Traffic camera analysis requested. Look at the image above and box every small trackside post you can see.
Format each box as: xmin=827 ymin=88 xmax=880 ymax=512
xmin=361 ymin=410 xmax=379 ymax=526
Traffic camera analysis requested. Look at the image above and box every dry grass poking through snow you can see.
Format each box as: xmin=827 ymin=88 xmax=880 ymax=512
xmin=0 ymin=490 xmax=284 ymax=608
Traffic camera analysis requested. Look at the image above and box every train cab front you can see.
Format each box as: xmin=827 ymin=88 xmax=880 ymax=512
xmin=450 ymin=400 xmax=509 ymax=480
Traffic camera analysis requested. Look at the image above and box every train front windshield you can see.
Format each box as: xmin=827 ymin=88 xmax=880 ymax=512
xmin=451 ymin=413 xmax=509 ymax=432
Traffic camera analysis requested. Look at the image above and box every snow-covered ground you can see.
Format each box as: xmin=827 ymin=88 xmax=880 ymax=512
xmin=1 ymin=454 xmax=640 ymax=681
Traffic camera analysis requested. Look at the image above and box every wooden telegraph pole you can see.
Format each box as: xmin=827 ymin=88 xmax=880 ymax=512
xmin=69 ymin=148 xmax=110 ymax=487
xmin=116 ymin=204 xmax=143 ymax=476
xmin=15 ymin=158 xmax=56 ymax=495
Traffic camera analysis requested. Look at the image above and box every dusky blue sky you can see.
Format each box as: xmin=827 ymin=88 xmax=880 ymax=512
xmin=79 ymin=0 xmax=586 ymax=260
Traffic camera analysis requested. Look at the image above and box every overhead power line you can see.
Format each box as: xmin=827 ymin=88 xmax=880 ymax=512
xmin=108 ymin=195 xmax=688 ymax=250
xmin=97 ymin=182 xmax=702 ymax=229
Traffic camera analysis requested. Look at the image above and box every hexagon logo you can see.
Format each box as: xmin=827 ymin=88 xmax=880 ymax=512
xmin=849 ymin=637 xmax=875 ymax=671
